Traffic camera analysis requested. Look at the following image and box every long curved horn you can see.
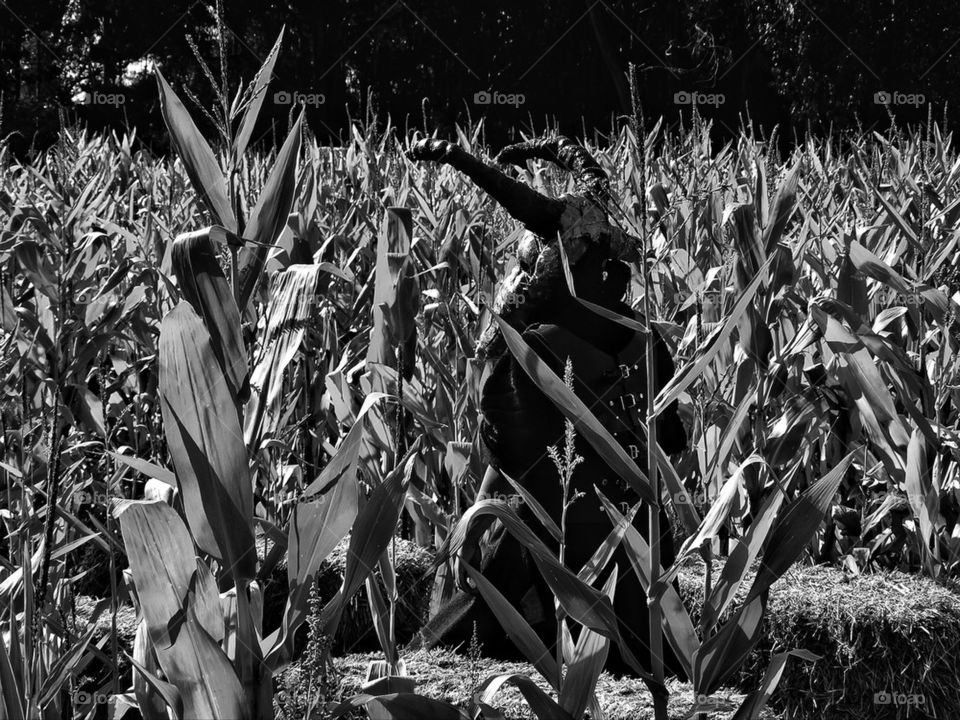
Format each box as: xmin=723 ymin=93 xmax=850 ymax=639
xmin=495 ymin=136 xmax=609 ymax=200
xmin=407 ymin=139 xmax=564 ymax=237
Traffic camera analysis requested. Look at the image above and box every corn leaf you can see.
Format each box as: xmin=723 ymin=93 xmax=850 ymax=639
xmin=333 ymin=692 xmax=469 ymax=720
xmin=494 ymin=314 xmax=655 ymax=505
xmin=811 ymin=304 xmax=908 ymax=478
xmin=0 ymin=627 xmax=25 ymax=720
xmin=559 ymin=568 xmax=615 ymax=718
xmin=693 ymin=594 xmax=766 ymax=696
xmin=319 ymin=445 xmax=419 ymax=636
xmin=245 ymin=264 xmax=326 ymax=448
xmin=131 ymin=623 xmax=176 ymax=720
xmin=868 ymin=181 xmax=921 ymax=250
xmin=746 ymin=449 xmax=858 ymax=602
xmin=171 ymin=230 xmax=248 ymax=404
xmin=761 ymin=162 xmax=801 ymax=251
xmin=703 ymin=487 xmax=785 ymax=630
xmin=730 ymin=649 xmax=819 ymax=720
xmin=502 ymin=470 xmax=561 ymax=543
xmin=36 ymin=625 xmax=97 ymax=706
xmin=265 ymin=418 xmax=365 ymax=668
xmin=848 ymin=239 xmax=951 ymax=322
xmin=754 ymin=159 xmax=769 ymax=228
xmin=237 ymin=110 xmax=304 ymax=310
xmin=368 ymin=207 xmax=415 ymax=428
xmin=155 ymin=70 xmax=236 ymax=232
xmin=598 ymin=492 xmax=697 ymax=678
xmin=653 ymin=255 xmax=773 ymax=417
xmin=159 ymin=301 xmax=255 ymax=582
xmin=905 ymin=428 xmax=937 ymax=569
xmin=115 ymin=499 xmax=248 ymax=720
xmin=365 ymin=575 xmax=397 ymax=668
xmin=654 ymin=438 xmax=701 ymax=535
xmin=463 ymin=563 xmax=560 ymax=689
xmin=233 ymin=28 xmax=284 ymax=159
xmin=108 ymin=451 xmax=176 ymax=489
xmin=449 ymin=499 xmax=655 ymax=683
xmin=577 ymin=503 xmax=638 ymax=586
xmin=664 ymin=457 xmax=761 ymax=586
xmin=479 ymin=675 xmax=574 ymax=720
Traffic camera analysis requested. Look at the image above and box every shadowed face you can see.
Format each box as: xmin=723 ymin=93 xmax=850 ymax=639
xmin=531 ymin=241 xmax=631 ymax=318
xmin=478 ymin=235 xmax=634 ymax=360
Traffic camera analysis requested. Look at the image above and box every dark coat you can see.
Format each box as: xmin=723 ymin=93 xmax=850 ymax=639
xmin=423 ymin=293 xmax=688 ymax=677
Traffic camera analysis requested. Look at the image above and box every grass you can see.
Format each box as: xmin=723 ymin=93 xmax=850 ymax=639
xmin=71 ymin=550 xmax=960 ymax=718
xmin=276 ymin=646 xmax=783 ymax=720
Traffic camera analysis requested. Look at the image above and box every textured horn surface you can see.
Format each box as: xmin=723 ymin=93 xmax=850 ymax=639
xmin=496 ymin=136 xmax=609 ymax=199
xmin=557 ymin=195 xmax=640 ymax=262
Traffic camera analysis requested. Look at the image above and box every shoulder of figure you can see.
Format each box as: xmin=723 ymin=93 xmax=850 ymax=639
xmin=517 ymin=323 xmax=581 ymax=374
xmin=522 ymin=322 xmax=571 ymax=344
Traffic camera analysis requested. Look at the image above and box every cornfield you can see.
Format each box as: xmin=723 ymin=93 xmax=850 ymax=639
xmin=2 ymin=39 xmax=960 ymax=719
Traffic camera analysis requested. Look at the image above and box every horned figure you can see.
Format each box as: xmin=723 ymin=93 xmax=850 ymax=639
xmin=407 ymin=136 xmax=687 ymax=677
xmin=409 ymin=136 xmax=641 ymax=359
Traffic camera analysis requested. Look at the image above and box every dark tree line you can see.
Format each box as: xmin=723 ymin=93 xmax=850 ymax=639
xmin=1 ymin=0 xmax=958 ymax=155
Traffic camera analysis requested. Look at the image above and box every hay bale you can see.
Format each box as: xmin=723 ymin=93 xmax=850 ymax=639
xmin=73 ymin=595 xmax=138 ymax=648
xmin=677 ymin=560 xmax=960 ymax=719
xmin=262 ymin=535 xmax=434 ymax=657
xmin=326 ymin=536 xmax=434 ymax=653
xmin=72 ymin=595 xmax=138 ymax=686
